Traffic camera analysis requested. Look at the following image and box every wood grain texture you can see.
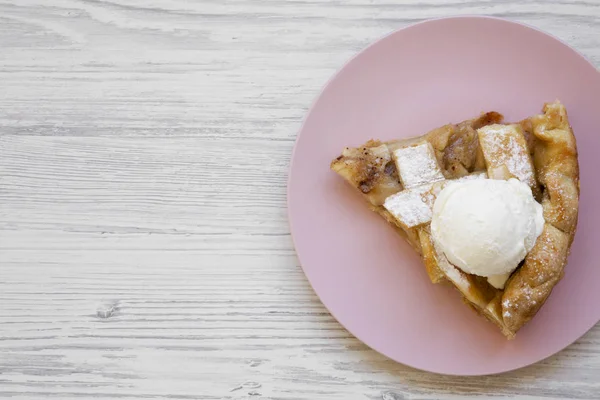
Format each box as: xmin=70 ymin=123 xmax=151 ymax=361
xmin=0 ymin=1 xmax=598 ymax=399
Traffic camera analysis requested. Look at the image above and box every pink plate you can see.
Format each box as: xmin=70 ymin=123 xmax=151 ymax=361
xmin=288 ymin=16 xmax=600 ymax=375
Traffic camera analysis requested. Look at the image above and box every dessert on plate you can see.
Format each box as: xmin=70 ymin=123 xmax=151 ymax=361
xmin=330 ymin=101 xmax=579 ymax=338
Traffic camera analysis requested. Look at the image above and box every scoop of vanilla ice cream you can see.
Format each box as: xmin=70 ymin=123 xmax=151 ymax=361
xmin=430 ymin=178 xmax=544 ymax=288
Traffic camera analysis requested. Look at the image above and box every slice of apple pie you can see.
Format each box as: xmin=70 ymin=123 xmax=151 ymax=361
xmin=330 ymin=101 xmax=579 ymax=338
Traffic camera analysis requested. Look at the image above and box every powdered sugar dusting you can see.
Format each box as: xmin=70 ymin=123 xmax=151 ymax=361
xmin=393 ymin=143 xmax=444 ymax=188
xmin=502 ymin=285 xmax=540 ymax=321
xmin=384 ymin=184 xmax=434 ymax=228
xmin=478 ymin=124 xmax=536 ymax=188
xmin=502 ymin=298 xmax=513 ymax=319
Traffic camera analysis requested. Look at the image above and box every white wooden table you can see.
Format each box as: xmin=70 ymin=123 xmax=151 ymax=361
xmin=1 ymin=1 xmax=598 ymax=399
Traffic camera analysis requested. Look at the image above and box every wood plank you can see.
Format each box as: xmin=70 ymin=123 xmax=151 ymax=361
xmin=1 ymin=1 xmax=599 ymax=399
